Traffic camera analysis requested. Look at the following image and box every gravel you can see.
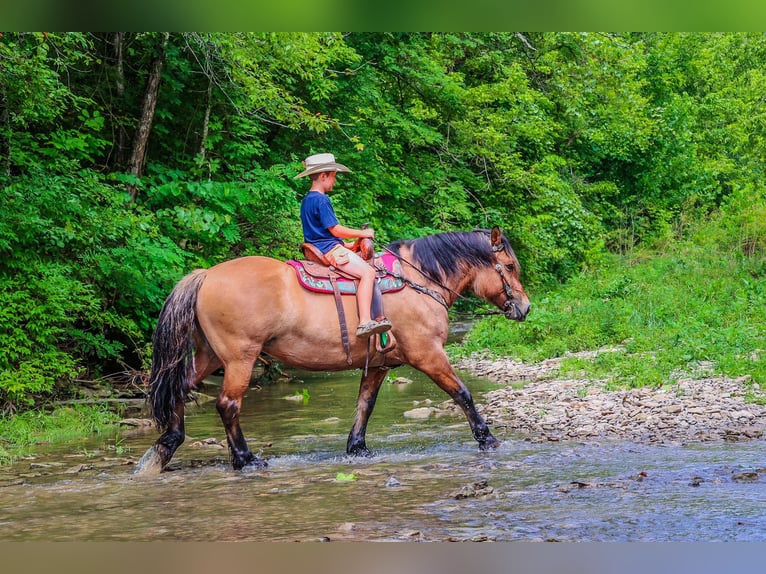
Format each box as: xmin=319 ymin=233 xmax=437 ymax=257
xmin=449 ymin=351 xmax=766 ymax=444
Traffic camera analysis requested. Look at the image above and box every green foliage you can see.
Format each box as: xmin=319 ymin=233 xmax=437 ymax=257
xmin=293 ymin=388 xmax=311 ymax=405
xmin=3 ymin=31 xmax=766 ymax=415
xmin=335 ymin=471 xmax=358 ymax=482
xmin=0 ymin=170 xmax=190 ymax=410
xmin=0 ymin=405 xmax=120 ymax=464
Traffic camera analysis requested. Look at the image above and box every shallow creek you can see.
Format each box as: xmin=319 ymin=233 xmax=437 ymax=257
xmin=1 ymin=365 xmax=764 ymax=541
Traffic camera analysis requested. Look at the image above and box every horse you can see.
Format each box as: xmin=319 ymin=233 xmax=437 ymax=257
xmin=134 ymin=226 xmax=530 ymax=475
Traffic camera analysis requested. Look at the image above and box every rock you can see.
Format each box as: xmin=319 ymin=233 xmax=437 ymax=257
xmin=391 ymin=377 xmax=413 ymax=385
xmin=190 ymin=438 xmax=225 ymax=449
xmin=403 ymin=407 xmax=436 ymax=419
xmin=384 ymin=476 xmax=402 ymax=488
xmin=452 ymin=479 xmax=495 ymax=500
xmin=732 ymin=471 xmax=760 ymax=483
xmin=118 ymin=418 xmax=155 ymax=428
xmin=457 ymin=353 xmax=766 ymax=445
xmin=29 ymin=462 xmax=64 ymax=470
xmin=63 ymin=464 xmax=93 ymax=474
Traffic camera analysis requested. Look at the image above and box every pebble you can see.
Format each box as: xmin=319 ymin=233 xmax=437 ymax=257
xmin=451 ymin=479 xmax=495 ymax=500
xmin=384 ymin=476 xmax=402 ymax=488
xmin=391 ymin=377 xmax=413 ymax=385
xmin=403 ymin=407 xmax=436 ymax=419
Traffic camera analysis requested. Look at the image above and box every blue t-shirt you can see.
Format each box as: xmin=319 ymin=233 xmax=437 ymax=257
xmin=300 ymin=191 xmax=342 ymax=254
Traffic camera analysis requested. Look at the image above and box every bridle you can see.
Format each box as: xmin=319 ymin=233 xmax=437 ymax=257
xmin=375 ymin=233 xmax=519 ymax=317
xmin=491 ymin=242 xmax=518 ymax=317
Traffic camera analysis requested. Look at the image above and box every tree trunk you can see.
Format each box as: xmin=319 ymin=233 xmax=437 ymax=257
xmin=113 ymin=32 xmax=129 ymax=169
xmin=127 ymin=32 xmax=170 ymax=201
xmin=197 ymin=78 xmax=213 ymax=178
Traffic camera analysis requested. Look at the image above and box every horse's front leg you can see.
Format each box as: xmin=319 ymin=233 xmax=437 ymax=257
xmin=413 ymin=354 xmax=500 ymax=451
xmin=346 ymin=367 xmax=390 ymax=456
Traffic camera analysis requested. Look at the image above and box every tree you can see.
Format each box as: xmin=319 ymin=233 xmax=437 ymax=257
xmin=127 ymin=32 xmax=170 ymax=200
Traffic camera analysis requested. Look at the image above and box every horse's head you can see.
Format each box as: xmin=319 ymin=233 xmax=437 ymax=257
xmin=476 ymin=226 xmax=531 ymax=322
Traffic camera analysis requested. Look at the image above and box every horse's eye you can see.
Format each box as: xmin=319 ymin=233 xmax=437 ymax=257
xmin=505 ymin=264 xmax=515 ymax=272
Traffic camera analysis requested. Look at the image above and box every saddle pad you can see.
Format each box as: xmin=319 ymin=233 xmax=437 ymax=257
xmin=286 ymin=252 xmax=405 ymax=296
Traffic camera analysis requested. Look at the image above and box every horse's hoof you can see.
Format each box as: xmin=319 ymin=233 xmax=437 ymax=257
xmin=233 ymin=452 xmax=268 ymax=471
xmin=478 ymin=436 xmax=501 ymax=451
xmin=132 ymin=446 xmax=165 ymax=477
xmin=347 ymin=445 xmax=374 ymax=458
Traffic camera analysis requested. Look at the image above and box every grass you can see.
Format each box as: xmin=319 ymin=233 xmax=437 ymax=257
xmin=0 ymin=404 xmax=122 ymax=465
xmin=453 ymin=218 xmax=766 ymax=392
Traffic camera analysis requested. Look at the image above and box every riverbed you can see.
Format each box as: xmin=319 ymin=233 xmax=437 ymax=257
xmin=1 ymin=364 xmax=764 ymax=541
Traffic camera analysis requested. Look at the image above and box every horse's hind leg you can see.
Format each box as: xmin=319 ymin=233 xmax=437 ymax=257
xmin=135 ymin=400 xmax=187 ymax=475
xmin=217 ymin=359 xmax=266 ymax=470
xmin=158 ymin=340 xmax=223 ymax=458
xmin=136 ymin=345 xmax=222 ymax=476
xmin=347 ymin=367 xmax=389 ymax=456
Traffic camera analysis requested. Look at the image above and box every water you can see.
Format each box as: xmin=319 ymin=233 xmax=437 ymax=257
xmin=0 ymin=365 xmax=764 ymax=541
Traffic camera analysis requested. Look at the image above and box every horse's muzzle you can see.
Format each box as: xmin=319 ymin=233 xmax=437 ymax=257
xmin=504 ymin=300 xmax=530 ymax=321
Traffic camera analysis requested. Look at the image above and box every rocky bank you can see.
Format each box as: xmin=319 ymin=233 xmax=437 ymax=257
xmin=449 ymin=350 xmax=766 ymax=444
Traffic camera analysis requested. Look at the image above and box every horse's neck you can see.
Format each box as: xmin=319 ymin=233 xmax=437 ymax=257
xmin=397 ymin=244 xmax=474 ymax=304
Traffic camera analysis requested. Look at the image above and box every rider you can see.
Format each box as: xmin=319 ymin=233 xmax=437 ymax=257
xmin=296 ymin=152 xmax=392 ymax=338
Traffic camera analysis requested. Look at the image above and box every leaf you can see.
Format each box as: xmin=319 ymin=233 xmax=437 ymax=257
xmin=335 ymin=472 xmax=357 ymax=482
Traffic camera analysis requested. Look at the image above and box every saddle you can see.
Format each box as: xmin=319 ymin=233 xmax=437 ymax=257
xmin=286 ymin=238 xmax=402 ymax=365
xmin=286 ymin=253 xmax=405 ymax=295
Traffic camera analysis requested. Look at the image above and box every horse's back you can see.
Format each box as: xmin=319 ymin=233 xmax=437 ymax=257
xmin=196 ymin=256 xmax=297 ymax=337
xmin=209 ymin=254 xmax=287 ymax=277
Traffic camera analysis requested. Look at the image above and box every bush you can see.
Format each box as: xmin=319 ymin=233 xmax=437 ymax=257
xmin=0 ymin=171 xmax=189 ymax=410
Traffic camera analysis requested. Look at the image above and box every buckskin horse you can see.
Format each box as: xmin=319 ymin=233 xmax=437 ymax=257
xmin=134 ymin=226 xmax=530 ymax=474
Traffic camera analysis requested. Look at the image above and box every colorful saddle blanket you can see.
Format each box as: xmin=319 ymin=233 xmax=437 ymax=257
xmin=286 ymin=252 xmax=405 ymax=295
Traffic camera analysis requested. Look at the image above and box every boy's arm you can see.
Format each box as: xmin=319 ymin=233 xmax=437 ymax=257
xmin=328 ymin=224 xmax=374 ymax=241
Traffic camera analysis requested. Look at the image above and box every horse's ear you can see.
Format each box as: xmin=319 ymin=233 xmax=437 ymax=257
xmin=490 ymin=226 xmax=502 ymax=247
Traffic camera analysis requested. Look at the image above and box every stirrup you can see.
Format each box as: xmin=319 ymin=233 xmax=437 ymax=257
xmin=375 ymin=330 xmax=396 ymax=353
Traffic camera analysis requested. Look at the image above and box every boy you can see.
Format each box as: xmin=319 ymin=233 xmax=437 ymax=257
xmin=296 ymin=153 xmax=392 ymax=338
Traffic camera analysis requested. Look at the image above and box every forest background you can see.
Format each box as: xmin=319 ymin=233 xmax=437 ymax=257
xmin=1 ymin=32 xmax=765 ymax=455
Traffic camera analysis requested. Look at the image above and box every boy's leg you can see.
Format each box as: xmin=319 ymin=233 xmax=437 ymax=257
xmin=327 ymin=246 xmax=375 ymax=324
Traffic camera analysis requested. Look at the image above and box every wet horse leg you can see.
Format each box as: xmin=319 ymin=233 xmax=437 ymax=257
xmin=346 ymin=367 xmax=389 ymax=456
xmin=217 ymin=359 xmax=266 ymax=470
xmin=139 ymin=345 xmax=222 ymax=474
xmin=156 ymin=341 xmax=223 ymax=463
xmin=152 ymin=400 xmax=187 ymax=469
xmin=413 ymin=353 xmax=500 ymax=451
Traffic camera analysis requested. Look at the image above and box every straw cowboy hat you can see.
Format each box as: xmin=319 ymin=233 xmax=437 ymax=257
xmin=294 ymin=153 xmax=351 ymax=178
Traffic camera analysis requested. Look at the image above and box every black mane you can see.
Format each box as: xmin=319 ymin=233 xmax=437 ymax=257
xmin=387 ymin=229 xmax=514 ymax=283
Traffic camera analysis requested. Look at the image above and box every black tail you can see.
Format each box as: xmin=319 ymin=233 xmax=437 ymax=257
xmin=147 ymin=269 xmax=207 ymax=431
